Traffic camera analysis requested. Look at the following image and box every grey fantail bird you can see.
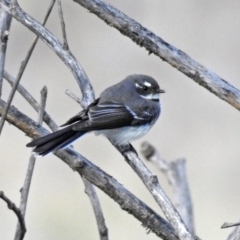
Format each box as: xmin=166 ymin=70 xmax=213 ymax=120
xmin=26 ymin=74 xmax=165 ymax=156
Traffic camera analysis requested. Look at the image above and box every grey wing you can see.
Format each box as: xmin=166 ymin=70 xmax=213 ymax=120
xmin=72 ymin=101 xmax=156 ymax=131
xmin=60 ymin=98 xmax=100 ymax=127
xmin=72 ymin=102 xmax=135 ymax=131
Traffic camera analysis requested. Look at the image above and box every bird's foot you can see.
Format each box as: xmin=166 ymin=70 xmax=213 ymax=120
xmin=117 ymin=143 xmax=138 ymax=156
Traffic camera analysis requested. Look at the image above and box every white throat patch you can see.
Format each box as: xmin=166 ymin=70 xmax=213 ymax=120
xmin=141 ymin=93 xmax=159 ymax=100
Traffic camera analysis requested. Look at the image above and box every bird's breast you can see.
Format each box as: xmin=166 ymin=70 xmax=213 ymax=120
xmin=95 ymin=124 xmax=152 ymax=146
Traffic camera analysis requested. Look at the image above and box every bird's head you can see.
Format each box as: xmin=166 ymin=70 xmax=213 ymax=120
xmin=129 ymin=75 xmax=165 ymax=101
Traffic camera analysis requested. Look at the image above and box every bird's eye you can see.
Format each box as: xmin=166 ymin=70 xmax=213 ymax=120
xmin=143 ymin=86 xmax=148 ymax=91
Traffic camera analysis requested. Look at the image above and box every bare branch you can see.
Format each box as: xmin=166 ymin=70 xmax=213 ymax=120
xmin=222 ymin=221 xmax=240 ymax=229
xmin=3 ymin=70 xmax=58 ymax=131
xmin=226 ymin=221 xmax=240 ymax=240
xmin=0 ymin=99 xmax=178 ymax=240
xmin=120 ymin=148 xmax=193 ymax=240
xmin=65 ymin=89 xmax=81 ymax=104
xmin=73 ymin=0 xmax=240 ymax=111
xmin=0 ymin=0 xmax=11 ymax=98
xmin=14 ymin=86 xmax=47 ymax=240
xmin=0 ymin=191 xmax=26 ymax=240
xmin=38 ymin=86 xmax=48 ymax=125
xmin=57 ymin=0 xmax=69 ymax=50
xmin=82 ymin=177 xmax=109 ymax=240
xmin=141 ymin=142 xmax=195 ymax=235
xmin=0 ymin=0 xmax=95 ymax=108
xmin=0 ymin=0 xmax=55 ymax=135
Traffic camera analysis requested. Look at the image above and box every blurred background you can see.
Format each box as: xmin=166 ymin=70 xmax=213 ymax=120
xmin=1 ymin=1 xmax=240 ymax=239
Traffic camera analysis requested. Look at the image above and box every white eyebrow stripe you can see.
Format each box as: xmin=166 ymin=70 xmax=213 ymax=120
xmin=144 ymin=81 xmax=152 ymax=87
xmin=135 ymin=83 xmax=142 ymax=88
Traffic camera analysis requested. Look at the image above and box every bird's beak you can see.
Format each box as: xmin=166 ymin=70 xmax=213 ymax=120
xmin=157 ymin=89 xmax=165 ymax=94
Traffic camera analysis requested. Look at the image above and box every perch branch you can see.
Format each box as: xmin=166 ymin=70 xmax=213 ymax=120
xmin=141 ymin=142 xmax=195 ymax=235
xmin=0 ymin=0 xmax=95 ymax=108
xmin=120 ymin=149 xmax=193 ymax=240
xmin=73 ymin=0 xmax=240 ymax=111
xmin=14 ymin=86 xmax=47 ymax=240
xmin=0 ymin=0 xmax=55 ymax=134
xmin=0 ymin=0 xmax=11 ymax=98
xmin=0 ymin=99 xmax=178 ymax=240
xmin=0 ymin=191 xmax=26 ymax=240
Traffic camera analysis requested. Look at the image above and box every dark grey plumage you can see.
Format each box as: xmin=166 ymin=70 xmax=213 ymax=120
xmin=26 ymin=74 xmax=164 ymax=156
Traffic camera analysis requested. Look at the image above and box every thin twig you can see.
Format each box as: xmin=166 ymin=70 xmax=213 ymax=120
xmin=57 ymin=0 xmax=69 ymax=50
xmin=0 ymin=99 xmax=178 ymax=240
xmin=141 ymin=142 xmax=195 ymax=235
xmin=3 ymin=70 xmax=58 ymax=131
xmin=222 ymin=221 xmax=240 ymax=229
xmin=14 ymin=86 xmax=47 ymax=240
xmin=65 ymin=89 xmax=81 ymax=104
xmin=120 ymin=149 xmax=194 ymax=240
xmin=0 ymin=0 xmax=95 ymax=108
xmin=0 ymin=0 xmax=55 ymax=135
xmin=82 ymin=177 xmax=109 ymax=240
xmin=0 ymin=0 xmax=11 ymax=98
xmin=0 ymin=191 xmax=26 ymax=240
xmin=73 ymin=0 xmax=240 ymax=111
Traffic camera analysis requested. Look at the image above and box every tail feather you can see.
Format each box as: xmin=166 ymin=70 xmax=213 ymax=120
xmin=27 ymin=126 xmax=86 ymax=156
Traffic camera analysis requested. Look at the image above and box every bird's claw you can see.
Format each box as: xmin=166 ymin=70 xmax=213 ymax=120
xmin=117 ymin=143 xmax=138 ymax=156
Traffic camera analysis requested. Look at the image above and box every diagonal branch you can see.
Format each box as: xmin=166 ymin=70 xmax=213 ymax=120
xmin=0 ymin=0 xmax=11 ymax=98
xmin=141 ymin=142 xmax=195 ymax=235
xmin=73 ymin=0 xmax=240 ymax=111
xmin=0 ymin=98 xmax=178 ymax=240
xmin=120 ymin=149 xmax=194 ymax=240
xmin=3 ymin=70 xmax=58 ymax=131
xmin=0 ymin=0 xmax=95 ymax=108
xmin=0 ymin=191 xmax=26 ymax=240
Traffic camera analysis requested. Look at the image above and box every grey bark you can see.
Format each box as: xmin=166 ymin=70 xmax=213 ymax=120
xmin=14 ymin=86 xmax=47 ymax=240
xmin=0 ymin=99 xmax=178 ymax=240
xmin=141 ymin=142 xmax=195 ymax=235
xmin=122 ymin=150 xmax=193 ymax=240
xmin=73 ymin=0 xmax=240 ymax=112
xmin=0 ymin=0 xmax=11 ymax=98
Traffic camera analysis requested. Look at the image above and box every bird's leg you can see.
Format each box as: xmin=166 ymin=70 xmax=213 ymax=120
xmin=117 ymin=143 xmax=138 ymax=156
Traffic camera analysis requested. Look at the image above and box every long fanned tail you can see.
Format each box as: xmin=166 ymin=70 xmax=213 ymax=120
xmin=27 ymin=126 xmax=86 ymax=156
